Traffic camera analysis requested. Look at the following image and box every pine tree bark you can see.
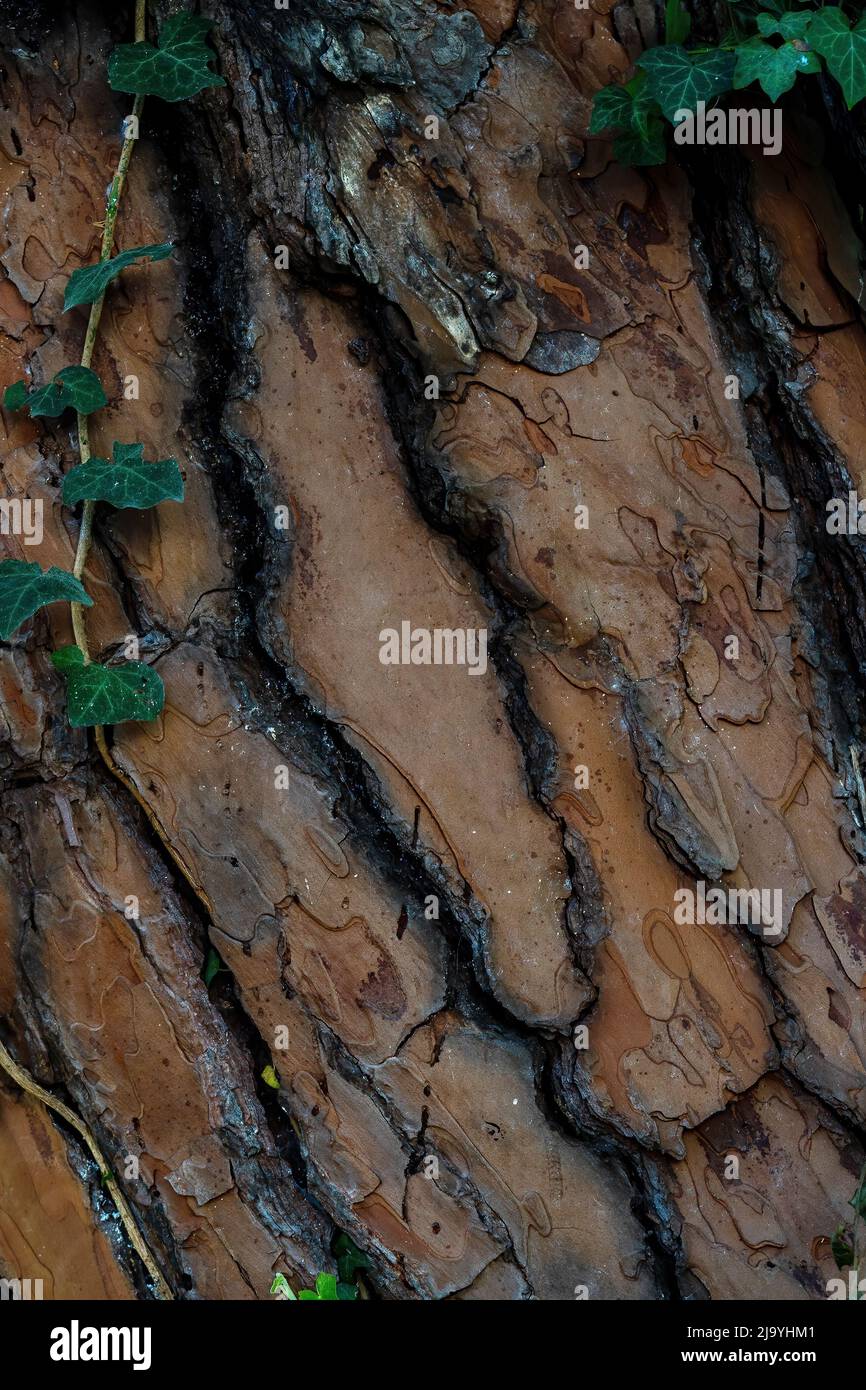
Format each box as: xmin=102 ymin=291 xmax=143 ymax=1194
xmin=0 ymin=0 xmax=865 ymax=1300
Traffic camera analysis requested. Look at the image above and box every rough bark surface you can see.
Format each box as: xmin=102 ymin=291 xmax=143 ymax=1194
xmin=1 ymin=0 xmax=865 ymax=1300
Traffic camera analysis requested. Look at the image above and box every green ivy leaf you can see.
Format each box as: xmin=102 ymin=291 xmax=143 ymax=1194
xmin=614 ymin=115 xmax=668 ymax=166
xmin=589 ymin=84 xmax=636 ymax=134
xmin=589 ymin=75 xmax=667 ymax=164
xmin=625 ymin=71 xmax=655 ymax=129
xmin=4 ymin=366 xmax=107 ymax=418
xmin=108 ymin=14 xmax=226 ymax=102
xmin=638 ymin=44 xmax=737 ymax=121
xmin=757 ymin=11 xmax=812 ymax=40
xmin=809 ymin=8 xmax=866 ymax=108
xmin=665 ymin=0 xmax=692 ymax=46
xmin=850 ymin=1178 xmax=866 ymax=1219
xmin=590 ymin=72 xmax=657 ymax=133
xmin=734 ymin=35 xmax=820 ymax=101
xmin=282 ymin=1269 xmax=348 ymax=1300
xmin=3 ymin=381 xmax=27 ymax=411
xmin=64 ymin=244 xmax=173 ymax=311
xmin=261 ymin=1064 xmax=280 ymax=1089
xmin=62 ymin=442 xmax=184 ymax=510
xmin=831 ymin=1225 xmax=854 ymax=1269
xmin=202 ymin=947 xmax=223 ymax=987
xmin=51 ymin=644 xmax=86 ymax=671
xmin=51 ymin=651 xmax=165 ymax=727
xmin=335 ymin=1233 xmax=370 ymax=1286
xmin=0 ymin=562 xmax=92 ymax=641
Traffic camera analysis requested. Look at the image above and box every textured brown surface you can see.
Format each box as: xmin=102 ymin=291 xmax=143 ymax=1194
xmin=0 ymin=1084 xmax=135 ymax=1299
xmin=0 ymin=0 xmax=865 ymax=1300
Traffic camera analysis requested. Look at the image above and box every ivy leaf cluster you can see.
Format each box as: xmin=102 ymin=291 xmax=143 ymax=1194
xmin=269 ymin=1236 xmax=371 ymax=1302
xmin=590 ymin=2 xmax=866 ymax=166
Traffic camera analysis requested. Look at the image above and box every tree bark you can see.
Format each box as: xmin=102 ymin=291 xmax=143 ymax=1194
xmin=0 ymin=0 xmax=865 ymax=1301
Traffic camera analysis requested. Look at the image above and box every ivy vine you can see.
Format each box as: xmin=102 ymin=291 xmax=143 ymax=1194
xmin=0 ymin=2 xmax=222 ymax=734
xmin=0 ymin=0 xmax=224 ymax=1298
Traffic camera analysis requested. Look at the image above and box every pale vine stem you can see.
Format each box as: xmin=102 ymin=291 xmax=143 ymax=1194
xmin=70 ymin=0 xmax=146 ymax=661
xmin=65 ymin=0 xmax=207 ymax=896
xmin=0 ymin=0 xmax=174 ymax=1300
xmin=0 ymin=1037 xmax=172 ymax=1299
